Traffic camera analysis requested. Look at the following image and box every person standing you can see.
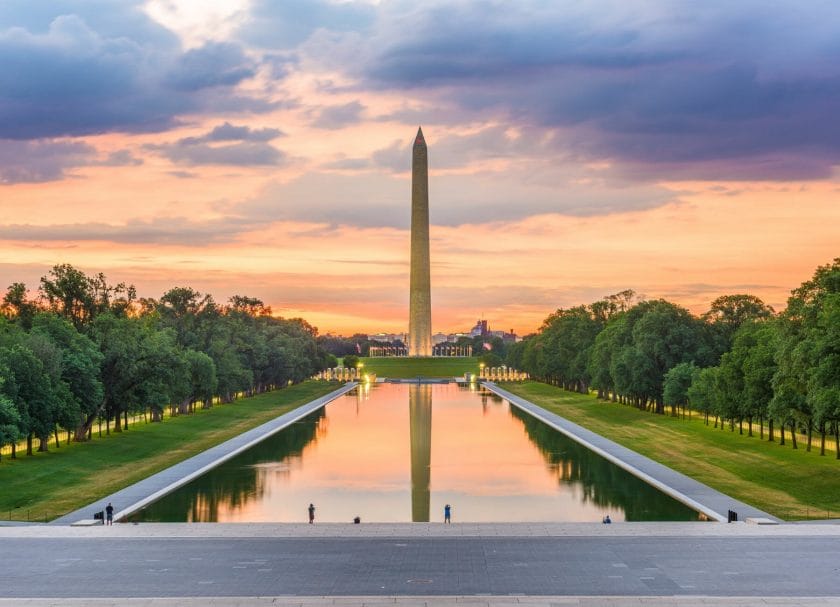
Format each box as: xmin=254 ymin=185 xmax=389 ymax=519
xmin=444 ymin=504 xmax=451 ymax=524
xmin=308 ymin=503 xmax=315 ymax=524
xmin=105 ymin=503 xmax=114 ymax=526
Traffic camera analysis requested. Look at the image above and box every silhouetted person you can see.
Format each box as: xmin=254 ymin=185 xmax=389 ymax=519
xmin=308 ymin=503 xmax=315 ymax=524
xmin=602 ymin=514 xmax=611 ymax=524
xmin=105 ymin=503 xmax=114 ymax=526
xmin=444 ymin=504 xmax=451 ymax=524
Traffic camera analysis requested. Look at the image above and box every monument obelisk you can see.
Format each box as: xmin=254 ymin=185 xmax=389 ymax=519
xmin=408 ymin=127 xmax=432 ymax=356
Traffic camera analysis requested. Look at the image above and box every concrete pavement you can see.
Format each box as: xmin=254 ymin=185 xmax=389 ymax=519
xmin=2 ymin=523 xmax=840 ymax=599
xmin=2 ymin=597 xmax=839 ymax=606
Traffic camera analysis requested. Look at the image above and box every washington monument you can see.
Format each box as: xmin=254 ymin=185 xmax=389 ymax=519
xmin=409 ymin=127 xmax=432 ymax=356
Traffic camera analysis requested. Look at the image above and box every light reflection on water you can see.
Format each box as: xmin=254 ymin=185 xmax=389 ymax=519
xmin=129 ymin=382 xmax=702 ymax=523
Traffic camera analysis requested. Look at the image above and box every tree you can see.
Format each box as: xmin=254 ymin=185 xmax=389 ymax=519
xmin=505 ymin=339 xmax=528 ymax=370
xmin=608 ymin=300 xmax=714 ymax=412
xmin=229 ymin=295 xmax=271 ymax=317
xmin=157 ymin=286 xmax=217 ymax=350
xmin=0 ymin=343 xmax=61 ymax=453
xmin=23 ymin=330 xmax=75 ymax=449
xmin=39 ymin=264 xmax=93 ymax=328
xmin=30 ymin=314 xmax=104 ymax=441
xmin=0 ymin=392 xmax=21 ymax=461
xmin=588 ymin=316 xmax=627 ymax=401
xmin=741 ymin=322 xmax=778 ymax=441
xmin=663 ymin=362 xmax=695 ymax=418
xmin=90 ymin=314 xmax=183 ymax=432
xmin=808 ymin=293 xmax=840 ymax=457
xmin=40 ymin=264 xmax=134 ymax=328
xmin=2 ymin=283 xmax=37 ymax=330
xmin=186 ymin=350 xmax=218 ymax=410
xmin=687 ymin=366 xmax=719 ymax=426
xmin=772 ymin=258 xmax=840 ymax=451
xmin=703 ymin=294 xmax=775 ymax=352
xmin=88 ymin=313 xmax=140 ymax=434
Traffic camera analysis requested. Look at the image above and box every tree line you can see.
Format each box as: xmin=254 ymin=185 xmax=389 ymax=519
xmin=0 ymin=264 xmax=333 ymax=459
xmin=506 ymin=258 xmax=840 ymax=457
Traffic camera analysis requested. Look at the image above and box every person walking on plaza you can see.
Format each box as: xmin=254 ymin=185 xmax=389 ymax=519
xmin=308 ymin=503 xmax=315 ymax=524
xmin=444 ymin=503 xmax=451 ymax=524
xmin=105 ymin=503 xmax=114 ymax=526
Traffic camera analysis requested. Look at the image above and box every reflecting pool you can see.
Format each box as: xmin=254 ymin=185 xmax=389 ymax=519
xmin=129 ymin=383 xmax=703 ymax=522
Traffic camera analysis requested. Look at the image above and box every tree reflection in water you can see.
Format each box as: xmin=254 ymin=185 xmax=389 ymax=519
xmin=507 ymin=405 xmax=702 ymax=521
xmin=128 ymin=408 xmax=325 ymax=522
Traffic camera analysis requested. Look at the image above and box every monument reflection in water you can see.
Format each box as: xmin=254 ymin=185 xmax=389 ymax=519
xmin=129 ymin=383 xmax=702 ymax=523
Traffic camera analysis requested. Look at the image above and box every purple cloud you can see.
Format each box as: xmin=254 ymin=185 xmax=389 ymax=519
xmin=0 ymin=139 xmax=95 ymax=184
xmin=0 ymin=12 xmax=260 ymax=140
xmin=348 ymin=1 xmax=840 ymax=181
xmin=147 ymin=123 xmax=286 ymax=167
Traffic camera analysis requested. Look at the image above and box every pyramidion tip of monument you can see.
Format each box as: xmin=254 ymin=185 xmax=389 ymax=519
xmin=414 ymin=126 xmax=425 ymax=146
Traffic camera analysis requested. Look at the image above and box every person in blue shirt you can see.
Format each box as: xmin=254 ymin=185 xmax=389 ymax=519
xmin=444 ymin=504 xmax=451 ymax=524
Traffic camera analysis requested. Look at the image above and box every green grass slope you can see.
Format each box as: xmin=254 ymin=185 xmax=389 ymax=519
xmin=359 ymin=356 xmax=480 ymax=378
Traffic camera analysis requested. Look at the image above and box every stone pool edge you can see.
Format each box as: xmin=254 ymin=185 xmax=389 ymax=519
xmin=51 ymin=382 xmax=358 ymax=526
xmin=482 ymin=381 xmax=779 ymax=523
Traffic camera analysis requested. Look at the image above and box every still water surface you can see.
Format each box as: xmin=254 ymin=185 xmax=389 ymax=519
xmin=130 ymin=383 xmax=702 ymax=523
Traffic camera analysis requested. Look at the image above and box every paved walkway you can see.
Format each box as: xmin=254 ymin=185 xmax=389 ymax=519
xmin=2 ymin=529 xmax=839 ymax=599
xmin=2 ymin=597 xmax=838 ymax=606
xmin=483 ymin=383 xmax=777 ymax=522
xmin=5 ymin=521 xmax=840 ymax=539
xmin=51 ymin=383 xmax=357 ymax=525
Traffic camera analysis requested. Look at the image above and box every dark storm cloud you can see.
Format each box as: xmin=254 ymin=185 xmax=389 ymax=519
xmin=164 ymin=42 xmax=256 ymax=91
xmin=353 ymin=1 xmax=840 ymax=181
xmin=148 ymin=123 xmax=286 ymax=167
xmin=0 ymin=9 xmax=260 ymax=140
xmin=237 ymin=0 xmax=375 ymax=49
xmin=0 ymin=0 xmax=177 ymax=45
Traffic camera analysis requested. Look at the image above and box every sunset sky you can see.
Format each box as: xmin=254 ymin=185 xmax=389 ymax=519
xmin=1 ymin=1 xmax=838 ymax=335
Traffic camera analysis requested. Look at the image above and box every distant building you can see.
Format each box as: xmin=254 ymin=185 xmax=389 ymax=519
xmin=489 ymin=329 xmax=519 ymax=343
xmin=368 ymin=332 xmax=406 ymax=344
xmin=432 ymin=332 xmax=449 ymax=345
xmin=466 ymin=319 xmax=517 ymax=342
xmin=469 ymin=319 xmax=489 ymax=337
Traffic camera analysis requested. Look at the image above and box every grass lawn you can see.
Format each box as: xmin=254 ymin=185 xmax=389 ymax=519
xmin=0 ymin=381 xmax=340 ymax=522
xmin=359 ymin=356 xmax=480 ymax=378
xmin=503 ymin=381 xmax=840 ymax=520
